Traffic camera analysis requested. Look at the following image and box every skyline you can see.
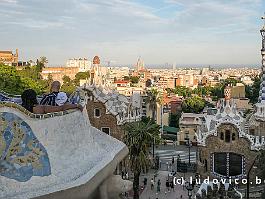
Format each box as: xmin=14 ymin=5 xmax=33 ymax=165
xmin=0 ymin=0 xmax=265 ymax=66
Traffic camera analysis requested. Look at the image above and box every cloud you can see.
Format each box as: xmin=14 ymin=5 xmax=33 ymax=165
xmin=0 ymin=0 xmax=263 ymax=65
xmin=0 ymin=0 xmax=17 ymax=3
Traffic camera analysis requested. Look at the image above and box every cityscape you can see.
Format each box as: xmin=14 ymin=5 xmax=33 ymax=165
xmin=1 ymin=1 xmax=265 ymax=199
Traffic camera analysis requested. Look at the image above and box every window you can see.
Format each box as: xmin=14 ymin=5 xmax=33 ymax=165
xmin=225 ymin=130 xmax=230 ymax=142
xmin=232 ymin=133 xmax=236 ymax=141
xmin=101 ymin=127 xmax=110 ymax=135
xmin=213 ymin=153 xmax=243 ymax=177
xmin=204 ymin=159 xmax=208 ymax=172
xmin=94 ymin=108 xmax=101 ymax=117
xmin=185 ymin=132 xmax=189 ymax=139
xmin=250 ymin=129 xmax=255 ymax=135
xmin=220 ymin=132 xmax=224 ymax=140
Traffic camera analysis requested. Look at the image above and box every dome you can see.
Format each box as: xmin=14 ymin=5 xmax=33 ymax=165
xmin=93 ymin=56 xmax=100 ymax=65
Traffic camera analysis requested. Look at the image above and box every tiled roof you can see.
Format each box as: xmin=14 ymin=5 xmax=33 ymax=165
xmin=0 ymin=51 xmax=12 ymax=54
xmin=85 ymin=85 xmax=142 ymax=125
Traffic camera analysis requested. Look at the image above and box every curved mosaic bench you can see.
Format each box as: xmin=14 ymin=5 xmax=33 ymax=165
xmin=0 ymin=112 xmax=51 ymax=182
xmin=0 ymin=102 xmax=80 ymax=183
xmin=0 ymin=102 xmax=128 ymax=199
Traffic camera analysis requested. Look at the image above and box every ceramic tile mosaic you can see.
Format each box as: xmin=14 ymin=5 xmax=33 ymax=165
xmin=0 ymin=112 xmax=51 ymax=182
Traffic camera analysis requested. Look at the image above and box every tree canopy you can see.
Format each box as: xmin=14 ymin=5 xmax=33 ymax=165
xmin=245 ymin=76 xmax=261 ymax=104
xmin=0 ymin=64 xmax=45 ymax=95
xmin=130 ymin=76 xmax=140 ymax=84
xmin=182 ymin=96 xmax=205 ymax=113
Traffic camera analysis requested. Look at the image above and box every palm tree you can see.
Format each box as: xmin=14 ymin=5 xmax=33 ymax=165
xmin=124 ymin=118 xmax=160 ymax=199
xmin=146 ymin=88 xmax=162 ymax=121
xmin=36 ymin=57 xmax=48 ymax=72
xmin=39 ymin=56 xmax=48 ymax=66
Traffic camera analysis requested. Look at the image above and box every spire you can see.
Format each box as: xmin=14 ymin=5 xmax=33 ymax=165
xmin=258 ymin=15 xmax=265 ymax=103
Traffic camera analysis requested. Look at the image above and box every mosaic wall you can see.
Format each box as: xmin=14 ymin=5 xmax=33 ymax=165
xmin=0 ymin=112 xmax=51 ymax=182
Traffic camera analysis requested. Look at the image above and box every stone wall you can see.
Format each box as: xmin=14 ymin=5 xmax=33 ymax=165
xmin=86 ymin=96 xmax=124 ymax=141
xmin=198 ymin=123 xmax=257 ymax=180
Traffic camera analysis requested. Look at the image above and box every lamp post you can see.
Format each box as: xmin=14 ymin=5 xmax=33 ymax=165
xmin=246 ymin=155 xmax=258 ymax=199
xmin=152 ymin=137 xmax=155 ymax=158
xmin=186 ymin=138 xmax=192 ymax=165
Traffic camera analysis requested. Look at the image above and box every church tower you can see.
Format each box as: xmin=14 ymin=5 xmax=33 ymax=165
xmin=90 ymin=56 xmax=101 ymax=85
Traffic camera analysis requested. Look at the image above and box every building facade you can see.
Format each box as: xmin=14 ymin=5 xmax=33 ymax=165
xmin=196 ymin=99 xmax=262 ymax=180
xmin=196 ymin=18 xmax=265 ymax=181
xmin=66 ymin=58 xmax=92 ymax=72
xmin=84 ymin=85 xmax=142 ymax=140
xmin=178 ymin=113 xmax=205 ymax=145
xmin=41 ymin=67 xmax=79 ymax=83
xmin=0 ymin=49 xmax=18 ymax=66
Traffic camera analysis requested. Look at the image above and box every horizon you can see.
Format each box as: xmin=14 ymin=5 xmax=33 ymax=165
xmin=0 ymin=0 xmax=265 ymax=65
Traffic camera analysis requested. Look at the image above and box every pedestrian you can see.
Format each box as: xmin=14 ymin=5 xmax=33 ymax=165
xmin=157 ymin=179 xmax=161 ymax=193
xmin=121 ymin=171 xmax=124 ymax=179
xmin=166 ymin=179 xmax=170 ymax=192
xmin=143 ymin=177 xmax=147 ymax=187
xmin=169 ymin=162 xmax=172 ymax=171
xmin=171 ymin=180 xmax=174 ymax=191
xmin=172 ymin=156 xmax=174 ymax=164
xmin=125 ymin=172 xmax=129 ymax=180
xmin=151 ymin=178 xmax=154 ymax=190
xmin=166 ymin=162 xmax=169 ymax=171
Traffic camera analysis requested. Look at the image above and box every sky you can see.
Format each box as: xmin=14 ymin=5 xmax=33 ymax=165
xmin=0 ymin=0 xmax=265 ymax=66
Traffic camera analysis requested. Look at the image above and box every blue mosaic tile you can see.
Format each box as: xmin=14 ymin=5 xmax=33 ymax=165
xmin=0 ymin=112 xmax=51 ymax=182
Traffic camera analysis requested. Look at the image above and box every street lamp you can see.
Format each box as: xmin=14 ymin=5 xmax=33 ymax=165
xmin=185 ymin=181 xmax=194 ymax=199
xmin=186 ymin=138 xmax=192 ymax=165
xmin=152 ymin=137 xmax=155 ymax=158
xmin=246 ymin=155 xmax=258 ymax=199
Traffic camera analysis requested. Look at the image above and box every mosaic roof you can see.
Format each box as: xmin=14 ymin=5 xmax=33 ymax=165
xmin=85 ymin=85 xmax=142 ymax=124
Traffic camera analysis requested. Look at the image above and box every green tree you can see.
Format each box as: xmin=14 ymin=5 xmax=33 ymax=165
xmin=17 ymin=65 xmax=42 ymax=80
xmin=169 ymin=112 xmax=181 ymax=128
xmin=36 ymin=56 xmax=48 ymax=72
xmin=146 ymin=89 xmax=162 ymax=121
xmin=223 ymin=78 xmax=242 ymax=86
xmin=61 ymin=75 xmax=76 ymax=95
xmin=0 ymin=64 xmax=45 ymax=95
xmin=0 ymin=64 xmax=24 ymax=94
xmin=123 ymin=76 xmax=130 ymax=81
xmin=182 ymin=96 xmax=205 ymax=113
xmin=130 ymin=76 xmax=140 ymax=84
xmin=74 ymin=72 xmax=90 ymax=86
xmin=172 ymin=86 xmax=192 ymax=98
xmin=123 ymin=118 xmax=160 ymax=199
xmin=39 ymin=56 xmax=48 ymax=66
xmin=210 ymin=83 xmax=224 ymax=100
xmin=20 ymin=77 xmax=43 ymax=94
xmin=245 ymin=76 xmax=261 ymax=104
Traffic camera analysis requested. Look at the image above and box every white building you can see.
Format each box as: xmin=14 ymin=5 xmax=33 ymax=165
xmin=66 ymin=58 xmax=92 ymax=72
